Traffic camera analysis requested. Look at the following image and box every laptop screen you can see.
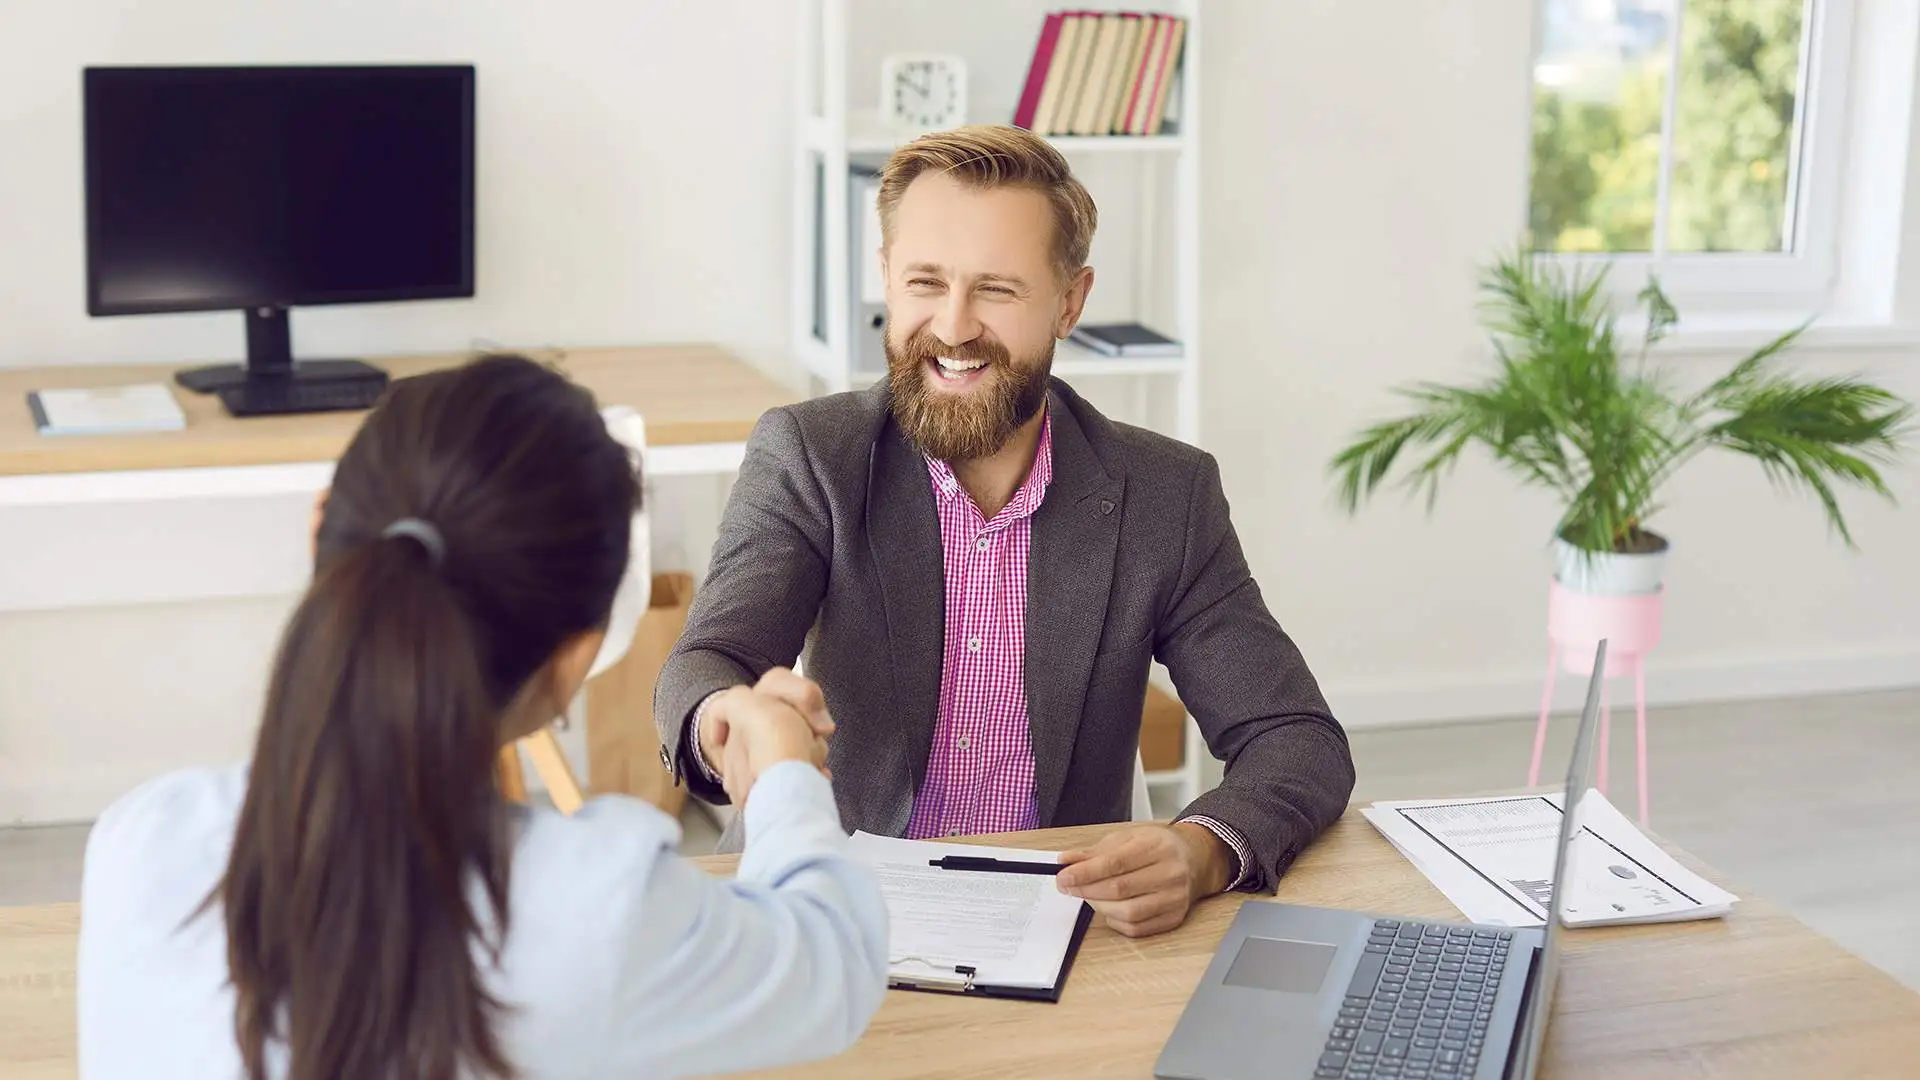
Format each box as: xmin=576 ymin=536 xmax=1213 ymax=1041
xmin=1509 ymin=639 xmax=1607 ymax=1080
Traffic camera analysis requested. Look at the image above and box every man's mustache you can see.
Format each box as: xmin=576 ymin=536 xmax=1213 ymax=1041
xmin=898 ymin=332 xmax=1009 ymax=368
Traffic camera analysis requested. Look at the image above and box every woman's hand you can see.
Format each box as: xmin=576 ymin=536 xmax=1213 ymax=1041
xmin=713 ymin=675 xmax=833 ymax=809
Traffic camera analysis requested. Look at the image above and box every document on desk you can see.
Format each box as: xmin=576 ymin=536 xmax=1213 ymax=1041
xmin=846 ymin=831 xmax=1089 ymax=993
xmin=1362 ymin=790 xmax=1738 ymax=928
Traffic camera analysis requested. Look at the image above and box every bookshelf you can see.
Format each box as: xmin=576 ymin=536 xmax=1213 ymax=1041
xmin=789 ymin=0 xmax=1207 ymax=809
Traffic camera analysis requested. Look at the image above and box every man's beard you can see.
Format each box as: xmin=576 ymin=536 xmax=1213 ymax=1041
xmin=886 ymin=325 xmax=1052 ymax=462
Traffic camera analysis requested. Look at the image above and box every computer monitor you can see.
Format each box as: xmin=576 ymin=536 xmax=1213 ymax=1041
xmin=83 ymin=64 xmax=475 ymax=400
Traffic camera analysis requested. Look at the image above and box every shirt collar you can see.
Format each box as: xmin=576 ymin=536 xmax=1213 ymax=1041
xmin=925 ymin=409 xmax=1054 ymax=526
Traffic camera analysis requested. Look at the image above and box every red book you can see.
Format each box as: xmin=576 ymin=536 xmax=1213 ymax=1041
xmin=1119 ymin=15 xmax=1164 ymax=134
xmin=1137 ymin=15 xmax=1182 ymax=135
xmin=1013 ymin=12 xmax=1065 ymax=129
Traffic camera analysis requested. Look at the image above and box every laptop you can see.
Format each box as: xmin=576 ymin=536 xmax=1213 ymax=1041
xmin=1153 ymin=640 xmax=1608 ymax=1080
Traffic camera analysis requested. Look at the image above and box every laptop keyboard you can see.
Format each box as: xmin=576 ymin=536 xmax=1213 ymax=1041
xmin=1314 ymin=919 xmax=1513 ymax=1079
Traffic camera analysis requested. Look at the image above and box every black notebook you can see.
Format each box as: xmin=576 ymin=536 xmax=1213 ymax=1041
xmin=1069 ymin=321 xmax=1183 ymax=357
xmin=848 ymin=831 xmax=1093 ymax=1003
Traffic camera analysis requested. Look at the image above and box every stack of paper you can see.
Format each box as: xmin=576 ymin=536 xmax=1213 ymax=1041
xmin=27 ymin=383 xmax=186 ymax=436
xmin=846 ymin=831 xmax=1087 ymax=993
xmin=1361 ymin=790 xmax=1738 ymax=928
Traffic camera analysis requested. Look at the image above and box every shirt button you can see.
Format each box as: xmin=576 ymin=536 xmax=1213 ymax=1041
xmin=947 ymin=829 xmax=961 ymax=837
xmin=976 ymin=536 xmax=990 ymax=551
xmin=966 ymin=635 xmax=981 ymax=652
xmin=957 ymin=735 xmax=970 ymax=750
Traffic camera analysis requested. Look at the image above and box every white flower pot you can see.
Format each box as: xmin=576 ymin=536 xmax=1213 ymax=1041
xmin=1552 ymin=533 xmax=1669 ymax=596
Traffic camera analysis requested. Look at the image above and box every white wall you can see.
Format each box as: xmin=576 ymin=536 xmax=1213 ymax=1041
xmin=2 ymin=0 xmax=1917 ymax=824
xmin=1201 ymin=0 xmax=1920 ymax=727
xmin=0 ymin=0 xmax=800 ymax=374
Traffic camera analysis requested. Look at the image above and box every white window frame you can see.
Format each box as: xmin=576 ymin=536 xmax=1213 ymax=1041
xmin=1536 ymin=0 xmax=1864 ymax=323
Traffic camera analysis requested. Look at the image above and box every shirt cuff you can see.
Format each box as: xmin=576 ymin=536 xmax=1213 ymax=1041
xmin=684 ymin=690 xmax=727 ymax=785
xmin=1177 ymin=814 xmax=1256 ymax=893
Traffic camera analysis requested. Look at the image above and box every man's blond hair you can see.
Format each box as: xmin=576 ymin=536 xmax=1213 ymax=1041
xmin=876 ymin=124 xmax=1098 ymax=282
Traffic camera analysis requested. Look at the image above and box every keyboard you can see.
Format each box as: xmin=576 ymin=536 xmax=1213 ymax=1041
xmin=217 ymin=376 xmax=388 ymax=417
xmin=1315 ymin=918 xmax=1514 ymax=1079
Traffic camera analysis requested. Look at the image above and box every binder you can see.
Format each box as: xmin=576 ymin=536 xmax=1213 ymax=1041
xmin=887 ymin=896 xmax=1095 ymax=1003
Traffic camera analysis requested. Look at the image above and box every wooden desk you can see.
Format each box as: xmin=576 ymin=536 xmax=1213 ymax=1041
xmin=0 ymin=343 xmax=798 ymax=825
xmin=0 ymin=343 xmax=798 ymax=477
xmin=4 ymin=810 xmax=1918 ymax=1079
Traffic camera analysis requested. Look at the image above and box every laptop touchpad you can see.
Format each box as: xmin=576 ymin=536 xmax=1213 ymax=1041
xmin=1222 ymin=936 xmax=1339 ymax=994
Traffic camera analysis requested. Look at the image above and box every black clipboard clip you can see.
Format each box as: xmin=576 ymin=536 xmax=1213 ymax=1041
xmin=888 ymin=956 xmax=978 ymax=994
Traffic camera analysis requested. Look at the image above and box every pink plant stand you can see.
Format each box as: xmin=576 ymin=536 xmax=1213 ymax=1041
xmin=1528 ymin=579 xmax=1664 ymax=824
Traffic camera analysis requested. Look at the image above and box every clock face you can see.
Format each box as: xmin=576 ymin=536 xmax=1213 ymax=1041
xmin=887 ymin=57 xmax=963 ymax=128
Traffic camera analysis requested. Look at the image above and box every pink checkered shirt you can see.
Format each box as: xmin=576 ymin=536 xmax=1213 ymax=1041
xmin=902 ymin=415 xmax=1055 ymax=840
xmin=900 ymin=413 xmax=1252 ymax=888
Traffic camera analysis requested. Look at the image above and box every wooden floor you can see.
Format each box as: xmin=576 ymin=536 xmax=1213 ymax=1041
xmin=5 ymin=687 xmax=1916 ymax=991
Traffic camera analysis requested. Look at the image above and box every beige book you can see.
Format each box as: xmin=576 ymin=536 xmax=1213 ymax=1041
xmin=1094 ymin=14 xmax=1144 ymax=136
xmin=1069 ymin=14 xmax=1124 ymax=135
xmin=1110 ymin=13 xmax=1156 ymax=134
xmin=1141 ymin=16 xmax=1187 ymax=136
xmin=1030 ymin=13 xmax=1088 ymax=136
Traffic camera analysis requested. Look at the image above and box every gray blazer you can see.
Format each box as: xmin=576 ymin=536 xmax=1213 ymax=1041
xmin=654 ymin=378 xmax=1355 ymax=893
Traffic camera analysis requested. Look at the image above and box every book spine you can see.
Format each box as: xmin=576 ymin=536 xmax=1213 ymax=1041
xmin=1111 ymin=12 xmax=1155 ymax=135
xmin=1012 ymin=13 xmax=1064 ymax=129
xmin=1070 ymin=15 xmax=1121 ymax=136
xmin=1067 ymin=332 xmax=1123 ymax=356
xmin=1095 ymin=13 xmax=1141 ymax=136
xmin=1143 ymin=16 xmax=1187 ymax=136
xmin=1032 ymin=14 xmax=1086 ymax=136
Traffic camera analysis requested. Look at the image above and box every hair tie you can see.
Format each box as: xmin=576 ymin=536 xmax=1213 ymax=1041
xmin=380 ymin=518 xmax=446 ymax=565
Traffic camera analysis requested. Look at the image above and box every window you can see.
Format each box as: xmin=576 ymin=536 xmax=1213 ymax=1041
xmin=1528 ymin=0 xmax=1854 ymax=311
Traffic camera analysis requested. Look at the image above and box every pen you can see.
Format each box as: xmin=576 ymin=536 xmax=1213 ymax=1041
xmin=929 ymin=855 xmax=1066 ymax=875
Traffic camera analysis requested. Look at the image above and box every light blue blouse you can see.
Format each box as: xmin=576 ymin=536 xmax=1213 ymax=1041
xmin=76 ymin=759 xmax=889 ymax=1078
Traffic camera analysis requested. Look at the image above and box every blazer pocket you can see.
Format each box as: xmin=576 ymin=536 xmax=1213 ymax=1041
xmin=1093 ymin=627 xmax=1153 ymax=660
xmin=1086 ymin=638 xmax=1153 ymax=703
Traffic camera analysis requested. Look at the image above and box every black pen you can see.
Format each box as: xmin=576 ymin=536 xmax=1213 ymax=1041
xmin=929 ymin=855 xmax=1065 ymax=875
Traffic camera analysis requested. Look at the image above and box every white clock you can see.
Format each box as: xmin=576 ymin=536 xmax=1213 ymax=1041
xmin=879 ymin=53 xmax=967 ymax=131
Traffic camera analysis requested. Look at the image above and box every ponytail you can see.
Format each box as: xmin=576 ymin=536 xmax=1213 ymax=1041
xmin=211 ymin=532 xmax=517 ymax=1080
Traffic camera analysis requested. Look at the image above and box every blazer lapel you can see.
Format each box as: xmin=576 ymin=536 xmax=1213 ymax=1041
xmin=1026 ymin=389 xmax=1124 ymax=824
xmin=865 ymin=420 xmax=946 ymax=830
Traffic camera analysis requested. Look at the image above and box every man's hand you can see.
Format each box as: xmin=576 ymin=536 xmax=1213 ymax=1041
xmin=697 ymin=667 xmax=834 ymax=787
xmin=1054 ymin=823 xmax=1232 ymax=938
xmin=711 ymin=686 xmax=830 ymax=809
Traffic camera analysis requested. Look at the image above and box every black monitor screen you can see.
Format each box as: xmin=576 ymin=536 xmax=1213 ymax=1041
xmin=84 ymin=65 xmax=475 ymax=316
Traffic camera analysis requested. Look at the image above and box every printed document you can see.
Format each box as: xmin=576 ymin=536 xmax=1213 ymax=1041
xmin=1362 ymin=789 xmax=1738 ymax=927
xmin=846 ymin=831 xmax=1087 ymax=989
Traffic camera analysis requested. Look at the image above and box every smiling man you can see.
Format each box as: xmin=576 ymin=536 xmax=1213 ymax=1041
xmin=656 ymin=124 xmax=1355 ymax=937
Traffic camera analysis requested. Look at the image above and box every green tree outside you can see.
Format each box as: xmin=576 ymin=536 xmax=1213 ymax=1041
xmin=1530 ymin=0 xmax=1807 ymax=254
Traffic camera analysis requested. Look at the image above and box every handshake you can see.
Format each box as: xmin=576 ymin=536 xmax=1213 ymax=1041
xmin=693 ymin=668 xmax=836 ymax=807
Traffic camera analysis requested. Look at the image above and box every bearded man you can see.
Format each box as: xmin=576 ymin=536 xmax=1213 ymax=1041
xmin=655 ymin=125 xmax=1355 ymax=938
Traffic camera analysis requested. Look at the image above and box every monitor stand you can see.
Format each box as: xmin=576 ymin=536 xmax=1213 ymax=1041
xmin=173 ymin=306 xmax=389 ymax=394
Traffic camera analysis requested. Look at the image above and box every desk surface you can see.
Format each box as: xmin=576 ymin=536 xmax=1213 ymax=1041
xmin=0 ymin=345 xmax=799 ymax=477
xmin=4 ymin=809 xmax=1918 ymax=1079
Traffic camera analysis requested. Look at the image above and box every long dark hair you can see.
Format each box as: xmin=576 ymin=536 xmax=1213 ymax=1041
xmin=204 ymin=353 xmax=639 ymax=1080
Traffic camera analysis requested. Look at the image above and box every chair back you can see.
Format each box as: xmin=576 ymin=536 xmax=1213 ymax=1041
xmin=1131 ymin=754 xmax=1153 ymax=821
xmin=587 ymin=405 xmax=653 ymax=680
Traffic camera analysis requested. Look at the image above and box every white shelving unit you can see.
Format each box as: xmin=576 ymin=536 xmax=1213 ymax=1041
xmin=790 ymin=0 xmax=1208 ymax=809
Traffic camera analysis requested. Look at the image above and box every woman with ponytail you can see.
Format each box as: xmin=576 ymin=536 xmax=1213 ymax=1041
xmin=75 ymin=354 xmax=889 ymax=1080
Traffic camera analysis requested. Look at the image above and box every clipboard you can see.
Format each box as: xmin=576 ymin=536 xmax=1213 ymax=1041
xmin=886 ymin=900 xmax=1095 ymax=1003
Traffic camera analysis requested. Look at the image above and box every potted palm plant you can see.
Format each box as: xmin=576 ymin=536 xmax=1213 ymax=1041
xmin=1329 ymin=251 xmax=1914 ymax=595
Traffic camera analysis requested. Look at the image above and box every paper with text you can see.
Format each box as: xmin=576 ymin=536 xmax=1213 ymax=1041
xmin=847 ymin=831 xmax=1087 ymax=989
xmin=1362 ymin=790 xmax=1738 ymax=927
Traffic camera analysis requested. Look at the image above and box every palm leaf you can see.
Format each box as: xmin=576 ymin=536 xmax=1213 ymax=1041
xmin=1327 ymin=247 xmax=1915 ymax=553
xmin=1702 ymin=377 xmax=1915 ymax=546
